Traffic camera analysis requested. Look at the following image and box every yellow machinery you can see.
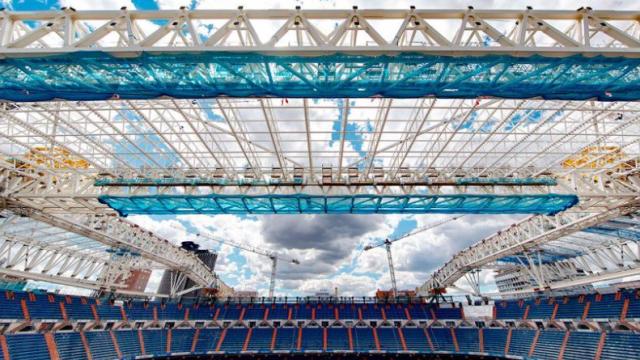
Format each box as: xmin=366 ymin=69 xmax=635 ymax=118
xmin=21 ymin=146 xmax=89 ymax=170
xmin=561 ymin=145 xmax=631 ymax=170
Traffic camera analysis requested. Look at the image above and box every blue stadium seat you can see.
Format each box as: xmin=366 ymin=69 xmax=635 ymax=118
xmin=267 ymin=304 xmax=290 ymax=320
xmin=157 ymin=303 xmax=186 ymax=320
xmin=124 ymin=303 xmax=154 ymax=321
xmin=63 ymin=299 xmax=94 ymax=321
xmin=218 ymin=328 xmax=247 ymax=353
xmin=84 ymin=331 xmax=118 ymax=360
xmin=555 ymin=297 xmax=585 ymax=320
xmin=587 ymin=294 xmax=623 ymax=319
xmin=193 ymin=328 xmax=222 ymax=353
xmin=326 ymin=328 xmax=350 ymax=351
xmin=217 ymin=306 xmax=242 ymax=321
xmin=243 ymin=306 xmax=266 ymax=321
xmin=5 ymin=333 xmax=51 ymax=360
xmin=361 ymin=305 xmax=382 ymax=320
xmin=26 ymin=295 xmax=62 ymax=320
xmin=600 ymin=332 xmax=640 ymax=360
xmin=337 ymin=304 xmax=358 ymax=320
xmin=532 ymin=330 xmax=565 ymax=360
xmin=300 ymin=328 xmax=323 ymax=352
xmin=170 ymin=328 xmax=195 ymax=353
xmin=495 ymin=301 xmax=525 ymax=319
xmin=96 ymin=304 xmax=124 ymax=321
xmin=455 ymin=328 xmax=480 ymax=354
xmin=434 ymin=306 xmax=462 ymax=320
xmin=401 ymin=328 xmax=431 ymax=353
xmin=188 ymin=304 xmax=216 ymax=320
xmin=376 ymin=328 xmax=403 ymax=352
xmin=246 ymin=328 xmax=273 ymax=352
xmin=563 ymin=331 xmax=601 ymax=360
xmin=141 ymin=329 xmax=169 ymax=356
xmin=427 ymin=327 xmax=456 ymax=353
xmin=352 ymin=327 xmax=377 ymax=352
xmin=507 ymin=329 xmax=535 ymax=357
xmin=114 ymin=330 xmax=143 ymax=359
xmin=274 ymin=327 xmax=298 ymax=351
xmin=315 ymin=304 xmax=334 ymax=320
xmin=54 ymin=332 xmax=89 ymax=360
xmin=407 ymin=304 xmax=432 ymax=321
xmin=527 ymin=299 xmax=556 ymax=319
xmin=0 ymin=295 xmax=25 ymax=320
xmin=482 ymin=328 xmax=508 ymax=357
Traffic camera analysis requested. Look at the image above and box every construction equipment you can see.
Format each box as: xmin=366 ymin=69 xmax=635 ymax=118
xmin=364 ymin=216 xmax=464 ymax=297
xmin=195 ymin=232 xmax=300 ymax=298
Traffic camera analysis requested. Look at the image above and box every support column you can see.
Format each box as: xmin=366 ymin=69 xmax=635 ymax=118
xmin=20 ymin=299 xmax=30 ymax=321
xmin=138 ymin=329 xmax=146 ymax=355
xmin=44 ymin=333 xmax=60 ymax=360
xmin=0 ymin=335 xmax=10 ymax=360
xmin=594 ymin=332 xmax=607 ymax=360
xmin=621 ymin=298 xmax=630 ymax=321
xmin=347 ymin=328 xmax=353 ymax=351
xmin=153 ymin=306 xmax=158 ymax=323
xmin=59 ymin=302 xmax=68 ymax=323
xmin=334 ymin=307 xmax=339 ymax=321
xmin=504 ymin=328 xmax=512 ymax=356
xmin=381 ymin=308 xmax=387 ymax=322
xmin=270 ymin=328 xmax=278 ymax=351
xmin=372 ymin=328 xmax=381 ymax=351
xmin=404 ymin=307 xmax=412 ymax=321
xmin=528 ymin=330 xmax=540 ymax=358
xmin=213 ymin=308 xmax=220 ymax=321
xmin=397 ymin=328 xmax=408 ymax=351
xmin=423 ymin=328 xmax=435 ymax=351
xmin=523 ymin=305 xmax=530 ymax=320
xmin=558 ymin=331 xmax=570 ymax=360
xmin=263 ymin=308 xmax=270 ymax=322
xmin=120 ymin=306 xmax=128 ymax=322
xmin=90 ymin=304 xmax=100 ymax=323
xmin=297 ymin=327 xmax=302 ymax=351
xmin=191 ymin=328 xmax=200 ymax=353
xmin=109 ymin=331 xmax=122 ymax=359
xmin=551 ymin=303 xmax=559 ymax=321
xmin=241 ymin=328 xmax=252 ymax=352
xmin=238 ymin=307 xmax=246 ymax=322
xmin=582 ymin=301 xmax=591 ymax=321
xmin=79 ymin=331 xmax=93 ymax=360
xmin=184 ymin=308 xmax=190 ymax=321
xmin=215 ymin=329 xmax=227 ymax=352
xmin=450 ymin=328 xmax=459 ymax=353
xmin=322 ymin=328 xmax=327 ymax=352
xmin=166 ymin=329 xmax=172 ymax=353
xmin=288 ymin=307 xmax=293 ymax=321
xmin=478 ymin=328 xmax=484 ymax=353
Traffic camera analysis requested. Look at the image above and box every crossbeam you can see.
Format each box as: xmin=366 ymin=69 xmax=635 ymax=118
xmin=0 ymin=8 xmax=639 ymax=100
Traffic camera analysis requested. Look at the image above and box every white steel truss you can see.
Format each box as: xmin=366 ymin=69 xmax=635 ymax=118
xmin=419 ymin=201 xmax=640 ymax=295
xmin=0 ymin=206 xmax=232 ymax=296
xmin=0 ymin=8 xmax=638 ymax=55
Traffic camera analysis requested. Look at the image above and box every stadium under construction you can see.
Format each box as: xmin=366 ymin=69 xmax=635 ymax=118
xmin=0 ymin=5 xmax=639 ymax=360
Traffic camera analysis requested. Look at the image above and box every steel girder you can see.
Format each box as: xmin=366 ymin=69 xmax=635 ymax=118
xmin=418 ymin=195 xmax=640 ymax=295
xmin=0 ymin=8 xmax=639 ymax=100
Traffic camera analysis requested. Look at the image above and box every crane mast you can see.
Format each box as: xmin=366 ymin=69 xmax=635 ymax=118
xmin=385 ymin=240 xmax=398 ymax=298
xmin=364 ymin=216 xmax=464 ymax=297
xmin=194 ymin=232 xmax=299 ymax=298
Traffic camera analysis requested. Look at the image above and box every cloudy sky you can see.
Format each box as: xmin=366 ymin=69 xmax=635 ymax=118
xmin=8 ymin=0 xmax=631 ymax=297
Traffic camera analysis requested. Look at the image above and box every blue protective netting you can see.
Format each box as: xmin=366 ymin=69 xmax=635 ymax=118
xmin=0 ymin=52 xmax=639 ymax=101
xmin=98 ymin=193 xmax=578 ymax=216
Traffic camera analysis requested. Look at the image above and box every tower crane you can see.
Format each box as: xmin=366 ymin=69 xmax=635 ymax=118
xmin=364 ymin=216 xmax=464 ymax=297
xmin=195 ymin=232 xmax=300 ymax=298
